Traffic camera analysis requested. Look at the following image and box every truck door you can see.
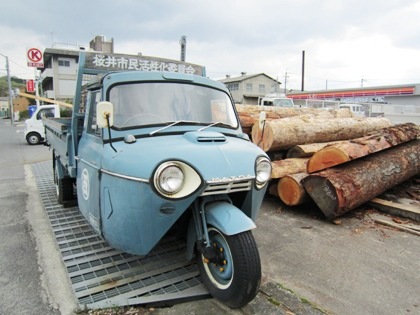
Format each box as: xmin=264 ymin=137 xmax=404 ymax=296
xmin=76 ymin=90 xmax=103 ymax=234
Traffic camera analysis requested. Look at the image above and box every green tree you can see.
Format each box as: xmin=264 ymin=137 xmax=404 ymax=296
xmin=0 ymin=76 xmax=25 ymax=97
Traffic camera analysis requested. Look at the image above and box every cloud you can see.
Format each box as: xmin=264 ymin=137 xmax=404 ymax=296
xmin=0 ymin=25 xmax=47 ymax=78
xmin=1 ymin=0 xmax=419 ymax=90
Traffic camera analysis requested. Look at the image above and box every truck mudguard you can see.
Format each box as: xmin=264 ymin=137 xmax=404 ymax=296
xmin=205 ymin=201 xmax=256 ymax=235
xmin=186 ymin=201 xmax=256 ymax=260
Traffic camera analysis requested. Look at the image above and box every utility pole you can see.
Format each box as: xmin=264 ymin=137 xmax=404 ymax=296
xmin=1 ymin=53 xmax=14 ymax=125
xmin=34 ymin=68 xmax=40 ymax=107
xmin=301 ymin=50 xmax=305 ymax=91
xmin=179 ymin=36 xmax=186 ymax=62
xmin=284 ymin=71 xmax=289 ymax=94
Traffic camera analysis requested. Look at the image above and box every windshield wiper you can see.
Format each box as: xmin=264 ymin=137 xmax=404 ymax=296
xmin=197 ymin=121 xmax=231 ymax=132
xmin=149 ymin=120 xmax=199 ymax=136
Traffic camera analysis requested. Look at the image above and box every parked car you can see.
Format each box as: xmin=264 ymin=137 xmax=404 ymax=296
xmin=24 ymin=104 xmax=60 ymax=144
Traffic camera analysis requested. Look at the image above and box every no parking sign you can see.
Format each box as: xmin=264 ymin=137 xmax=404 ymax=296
xmin=27 ymin=47 xmax=44 ymax=68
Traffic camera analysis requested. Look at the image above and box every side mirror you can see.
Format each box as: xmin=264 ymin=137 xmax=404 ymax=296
xmin=97 ymin=101 xmax=114 ymax=128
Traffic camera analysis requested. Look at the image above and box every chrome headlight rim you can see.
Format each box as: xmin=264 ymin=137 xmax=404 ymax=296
xmin=154 ymin=162 xmax=185 ymax=196
xmin=255 ymin=156 xmax=271 ymax=189
xmin=153 ymin=160 xmax=202 ymax=199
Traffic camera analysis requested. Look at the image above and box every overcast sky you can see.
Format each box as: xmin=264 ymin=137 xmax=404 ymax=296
xmin=1 ymin=0 xmax=419 ymax=91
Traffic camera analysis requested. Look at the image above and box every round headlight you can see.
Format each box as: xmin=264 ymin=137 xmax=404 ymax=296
xmin=155 ymin=163 xmax=184 ymax=195
xmin=255 ymin=156 xmax=271 ymax=189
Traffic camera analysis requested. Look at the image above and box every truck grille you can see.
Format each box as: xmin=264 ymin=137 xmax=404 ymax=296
xmin=201 ymin=178 xmax=253 ymax=196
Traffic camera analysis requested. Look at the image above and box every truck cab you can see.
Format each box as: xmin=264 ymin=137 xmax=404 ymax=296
xmin=24 ymin=104 xmax=60 ymax=144
xmin=258 ymin=94 xmax=294 ymax=107
xmin=75 ymin=72 xmax=266 ymax=247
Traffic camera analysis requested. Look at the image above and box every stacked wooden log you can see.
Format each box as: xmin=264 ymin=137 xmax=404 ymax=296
xmin=235 ymin=104 xmax=354 ymax=135
xmin=236 ymin=104 xmax=420 ymax=220
xmin=303 ymin=139 xmax=419 ymax=220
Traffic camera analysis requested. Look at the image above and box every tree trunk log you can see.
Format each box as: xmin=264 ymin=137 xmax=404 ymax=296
xmin=278 ymin=173 xmax=310 ymax=206
xmin=253 ymin=117 xmax=392 ymax=152
xmin=302 ymin=139 xmax=420 ymax=220
xmin=236 ymin=104 xmax=353 ymax=118
xmin=286 ymin=141 xmax=342 ymax=158
xmin=271 ymin=158 xmax=309 ymax=179
xmin=236 ymin=104 xmax=353 ymax=135
xmin=307 ymin=123 xmax=420 ymax=173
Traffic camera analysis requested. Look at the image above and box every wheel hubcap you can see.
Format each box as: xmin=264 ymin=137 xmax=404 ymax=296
xmin=203 ymin=229 xmax=233 ymax=285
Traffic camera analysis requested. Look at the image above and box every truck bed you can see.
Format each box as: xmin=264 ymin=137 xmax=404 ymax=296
xmin=43 ymin=117 xmax=72 ymax=133
xmin=44 ymin=117 xmax=83 ymax=177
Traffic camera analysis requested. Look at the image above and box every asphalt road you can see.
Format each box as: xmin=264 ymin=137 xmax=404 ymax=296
xmin=0 ymin=118 xmax=64 ymax=315
xmin=0 ymin=118 xmax=419 ymax=315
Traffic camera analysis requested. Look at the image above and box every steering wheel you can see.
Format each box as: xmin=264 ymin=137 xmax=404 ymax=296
xmin=122 ymin=113 xmax=163 ymax=126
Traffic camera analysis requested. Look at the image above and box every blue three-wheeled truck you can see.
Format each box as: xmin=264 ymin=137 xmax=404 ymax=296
xmin=44 ymin=51 xmax=271 ymax=308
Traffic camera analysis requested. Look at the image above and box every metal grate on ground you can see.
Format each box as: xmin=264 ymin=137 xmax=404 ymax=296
xmin=32 ymin=161 xmax=209 ymax=309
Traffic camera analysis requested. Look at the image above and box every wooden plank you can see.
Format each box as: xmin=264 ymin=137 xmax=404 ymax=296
xmin=19 ymin=92 xmax=73 ymax=108
xmin=369 ymin=197 xmax=420 ymax=222
xmin=373 ymin=218 xmax=420 ymax=236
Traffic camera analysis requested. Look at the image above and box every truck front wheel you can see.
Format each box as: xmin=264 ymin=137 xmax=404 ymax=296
xmin=196 ymin=227 xmax=261 ymax=309
xmin=26 ymin=132 xmax=41 ymax=145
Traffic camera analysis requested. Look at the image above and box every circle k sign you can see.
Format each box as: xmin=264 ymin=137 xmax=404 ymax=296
xmin=27 ymin=47 xmax=44 ymax=68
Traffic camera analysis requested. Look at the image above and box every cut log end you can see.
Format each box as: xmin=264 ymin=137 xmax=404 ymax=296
xmin=302 ymin=175 xmax=341 ymax=220
xmin=278 ymin=176 xmax=306 ymax=206
xmin=307 ymin=147 xmax=350 ymax=173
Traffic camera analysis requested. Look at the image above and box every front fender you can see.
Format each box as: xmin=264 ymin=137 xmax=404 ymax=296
xmin=205 ymin=201 xmax=256 ymax=235
xmin=186 ymin=201 xmax=256 ymax=260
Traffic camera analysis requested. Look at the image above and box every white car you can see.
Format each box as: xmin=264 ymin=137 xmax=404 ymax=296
xmin=24 ymin=104 xmax=60 ymax=144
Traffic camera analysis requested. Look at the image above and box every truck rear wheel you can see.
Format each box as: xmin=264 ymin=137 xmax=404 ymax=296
xmin=197 ymin=227 xmax=261 ymax=309
xmin=54 ymin=159 xmax=74 ymax=204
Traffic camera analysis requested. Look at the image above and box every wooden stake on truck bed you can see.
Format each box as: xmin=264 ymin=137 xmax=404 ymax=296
xmin=302 ymin=139 xmax=420 ymax=220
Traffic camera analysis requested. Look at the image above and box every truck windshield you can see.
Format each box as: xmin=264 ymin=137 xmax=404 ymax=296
xmin=273 ymin=98 xmax=294 ymax=107
xmin=109 ymin=82 xmax=238 ymax=129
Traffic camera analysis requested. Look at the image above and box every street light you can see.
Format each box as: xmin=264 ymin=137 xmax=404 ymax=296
xmin=0 ymin=53 xmax=14 ymax=125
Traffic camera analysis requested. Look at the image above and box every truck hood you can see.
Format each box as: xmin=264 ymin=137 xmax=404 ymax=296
xmin=102 ymin=131 xmax=266 ymax=182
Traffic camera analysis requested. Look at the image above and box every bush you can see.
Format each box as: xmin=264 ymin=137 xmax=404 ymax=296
xmin=19 ymin=110 xmax=30 ymax=120
xmin=60 ymin=108 xmax=73 ymax=117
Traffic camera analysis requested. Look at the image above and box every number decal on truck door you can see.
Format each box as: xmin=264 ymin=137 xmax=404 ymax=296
xmin=82 ymin=168 xmax=90 ymax=200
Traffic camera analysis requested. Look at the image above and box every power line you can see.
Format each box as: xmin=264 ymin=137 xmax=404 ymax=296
xmin=9 ymin=59 xmax=29 ymax=69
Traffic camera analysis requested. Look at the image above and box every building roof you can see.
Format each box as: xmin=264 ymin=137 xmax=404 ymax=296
xmin=43 ymin=48 xmax=83 ymax=56
xmin=219 ymin=73 xmax=281 ymax=84
xmin=37 ymin=48 xmax=85 ymax=70
xmin=287 ymin=83 xmax=420 ymax=100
